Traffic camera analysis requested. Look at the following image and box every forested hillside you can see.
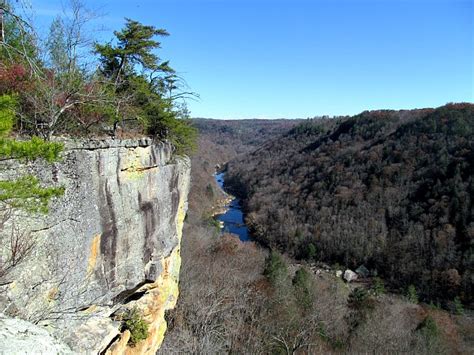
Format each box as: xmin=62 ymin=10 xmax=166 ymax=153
xmin=226 ymin=103 xmax=474 ymax=306
xmin=187 ymin=118 xmax=300 ymax=214
xmin=162 ymin=113 xmax=473 ymax=353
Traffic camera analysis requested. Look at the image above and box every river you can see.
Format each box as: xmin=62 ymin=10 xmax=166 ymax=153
xmin=214 ymin=172 xmax=250 ymax=242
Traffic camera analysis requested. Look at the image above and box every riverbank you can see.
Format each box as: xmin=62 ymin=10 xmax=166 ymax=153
xmin=212 ymin=172 xmax=251 ymax=241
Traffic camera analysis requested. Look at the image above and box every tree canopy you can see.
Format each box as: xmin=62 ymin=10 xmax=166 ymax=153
xmin=0 ymin=1 xmax=197 ymax=153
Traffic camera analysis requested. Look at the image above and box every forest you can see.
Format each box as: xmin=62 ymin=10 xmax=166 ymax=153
xmin=225 ymin=103 xmax=474 ymax=307
xmin=187 ymin=118 xmax=300 ymax=215
xmin=162 ymin=115 xmax=473 ymax=354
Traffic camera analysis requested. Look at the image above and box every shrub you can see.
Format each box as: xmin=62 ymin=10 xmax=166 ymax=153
xmin=123 ymin=308 xmax=149 ymax=346
xmin=0 ymin=176 xmax=64 ymax=213
xmin=348 ymin=287 xmax=371 ymax=310
xmin=371 ymin=277 xmax=385 ymax=296
xmin=406 ymin=284 xmax=419 ymax=304
xmin=263 ymin=250 xmax=288 ymax=285
xmin=417 ymin=315 xmax=440 ymax=347
xmin=0 ymin=94 xmax=64 ymax=214
xmin=453 ymin=296 xmax=464 ymax=315
xmin=347 ymin=288 xmax=374 ymax=331
xmin=207 ymin=217 xmax=221 ymax=232
xmin=205 ymin=183 xmax=214 ymax=198
xmin=162 ymin=116 xmax=198 ymax=156
xmin=428 ymin=301 xmax=441 ymax=310
xmin=306 ymin=242 xmax=317 ymax=261
xmin=292 ymin=267 xmax=312 ymax=309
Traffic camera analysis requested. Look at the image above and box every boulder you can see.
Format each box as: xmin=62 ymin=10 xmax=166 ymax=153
xmin=343 ymin=269 xmax=358 ymax=282
xmin=0 ymin=313 xmax=72 ymax=354
xmin=335 ymin=270 xmax=343 ymax=278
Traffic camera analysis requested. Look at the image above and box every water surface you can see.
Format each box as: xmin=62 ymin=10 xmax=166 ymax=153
xmin=214 ymin=172 xmax=250 ymax=242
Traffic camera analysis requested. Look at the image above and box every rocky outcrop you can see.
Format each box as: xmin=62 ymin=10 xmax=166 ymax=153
xmin=0 ymin=138 xmax=190 ymax=354
xmin=0 ymin=313 xmax=72 ymax=354
xmin=343 ymin=269 xmax=358 ymax=283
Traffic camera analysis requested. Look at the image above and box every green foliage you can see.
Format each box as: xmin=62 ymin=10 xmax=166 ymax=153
xmin=306 ymin=242 xmax=317 ymax=261
xmin=428 ymin=301 xmax=441 ymax=310
xmin=333 ymin=262 xmax=342 ymax=270
xmin=406 ymin=284 xmax=419 ymax=304
xmin=205 ymin=183 xmax=214 ymax=198
xmin=123 ymin=308 xmax=149 ymax=346
xmin=0 ymin=94 xmax=63 ymax=162
xmin=0 ymin=94 xmax=16 ymax=137
xmin=293 ymin=267 xmax=311 ymax=287
xmin=0 ymin=136 xmax=63 ymax=162
xmin=0 ymin=175 xmax=64 ymax=213
xmin=95 ymin=18 xmax=170 ymax=77
xmin=371 ymin=277 xmax=385 ymax=296
xmin=330 ymin=338 xmax=346 ymax=350
xmin=292 ymin=267 xmax=313 ymax=310
xmin=347 ymin=287 xmax=374 ymax=332
xmin=453 ymin=297 xmax=464 ymax=315
xmin=46 ymin=17 xmax=69 ymax=72
xmin=207 ymin=217 xmax=221 ymax=232
xmin=95 ymin=19 xmax=197 ymax=154
xmin=0 ymin=2 xmax=38 ymax=64
xmin=417 ymin=316 xmax=440 ymax=346
xmin=0 ymin=94 xmax=64 ymax=213
xmin=398 ymin=103 xmax=473 ymax=137
xmin=348 ymin=287 xmax=371 ymax=310
xmin=159 ymin=115 xmax=197 ymax=155
xmin=263 ymin=250 xmax=288 ymax=285
xmin=289 ymin=119 xmax=325 ymax=136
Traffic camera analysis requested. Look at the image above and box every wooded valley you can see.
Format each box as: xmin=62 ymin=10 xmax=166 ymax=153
xmin=225 ymin=103 xmax=473 ymax=306
xmin=162 ymin=109 xmax=473 ymax=354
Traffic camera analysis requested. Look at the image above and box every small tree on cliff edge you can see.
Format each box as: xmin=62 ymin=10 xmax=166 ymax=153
xmin=95 ymin=18 xmax=197 ymax=154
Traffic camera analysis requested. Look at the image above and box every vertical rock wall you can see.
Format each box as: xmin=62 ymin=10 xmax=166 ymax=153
xmin=0 ymin=138 xmax=190 ymax=354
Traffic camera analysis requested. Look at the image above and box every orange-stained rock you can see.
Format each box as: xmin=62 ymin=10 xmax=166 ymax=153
xmin=106 ymin=330 xmax=131 ymax=355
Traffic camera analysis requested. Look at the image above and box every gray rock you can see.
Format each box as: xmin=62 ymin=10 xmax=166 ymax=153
xmin=0 ymin=313 xmax=72 ymax=354
xmin=343 ymin=269 xmax=358 ymax=282
xmin=0 ymin=139 xmax=191 ymax=353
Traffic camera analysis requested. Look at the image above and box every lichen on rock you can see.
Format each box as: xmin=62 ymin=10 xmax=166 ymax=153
xmin=0 ymin=139 xmax=190 ymax=354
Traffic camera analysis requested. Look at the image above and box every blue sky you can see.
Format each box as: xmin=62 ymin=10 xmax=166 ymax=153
xmin=30 ymin=0 xmax=472 ymax=118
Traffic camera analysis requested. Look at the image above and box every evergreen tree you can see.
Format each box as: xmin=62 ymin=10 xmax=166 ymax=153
xmin=95 ymin=18 xmax=171 ymax=84
xmin=94 ymin=18 xmax=197 ymax=154
xmin=292 ymin=267 xmax=313 ymax=310
xmin=263 ymin=250 xmax=288 ymax=285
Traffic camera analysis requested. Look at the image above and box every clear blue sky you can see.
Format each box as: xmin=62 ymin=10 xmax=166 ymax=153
xmin=31 ymin=0 xmax=473 ymax=119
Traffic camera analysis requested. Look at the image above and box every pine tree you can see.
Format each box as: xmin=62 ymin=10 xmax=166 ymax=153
xmin=94 ymin=18 xmax=172 ymax=86
xmin=94 ymin=19 xmax=197 ymax=154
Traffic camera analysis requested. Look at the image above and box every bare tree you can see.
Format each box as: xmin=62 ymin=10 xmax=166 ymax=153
xmin=0 ymin=208 xmax=35 ymax=287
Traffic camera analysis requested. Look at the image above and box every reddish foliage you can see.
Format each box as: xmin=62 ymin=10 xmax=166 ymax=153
xmin=424 ymin=307 xmax=463 ymax=353
xmin=250 ymin=277 xmax=273 ymax=297
xmin=0 ymin=64 xmax=33 ymax=94
xmin=213 ymin=234 xmax=243 ymax=256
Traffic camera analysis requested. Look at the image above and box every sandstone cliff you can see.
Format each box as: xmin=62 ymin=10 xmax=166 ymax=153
xmin=0 ymin=138 xmax=191 ymax=354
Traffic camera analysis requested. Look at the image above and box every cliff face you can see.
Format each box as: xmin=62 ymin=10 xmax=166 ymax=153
xmin=0 ymin=138 xmax=190 ymax=354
